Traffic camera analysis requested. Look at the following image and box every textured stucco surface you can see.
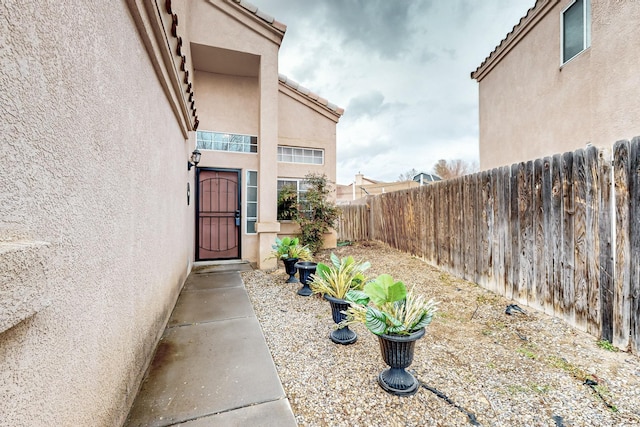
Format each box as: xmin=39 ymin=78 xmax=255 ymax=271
xmin=0 ymin=1 xmax=195 ymax=425
xmin=477 ymin=0 xmax=640 ymax=170
xmin=0 ymin=241 xmax=50 ymax=333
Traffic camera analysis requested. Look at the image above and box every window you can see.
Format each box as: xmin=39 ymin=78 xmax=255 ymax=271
xmin=562 ymin=0 xmax=591 ymax=64
xmin=246 ymin=171 xmax=258 ymax=234
xmin=196 ymin=130 xmax=257 ymax=153
xmin=277 ymin=178 xmax=310 ymax=220
xmin=277 ymin=146 xmax=324 ymax=165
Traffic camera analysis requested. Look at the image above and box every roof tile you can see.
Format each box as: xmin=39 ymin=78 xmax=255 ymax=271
xmin=278 ymin=73 xmax=344 ymax=116
xmin=231 ymin=0 xmax=286 ymax=33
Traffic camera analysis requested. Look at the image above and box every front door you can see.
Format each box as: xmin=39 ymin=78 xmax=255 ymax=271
xmin=196 ymin=169 xmax=241 ymax=260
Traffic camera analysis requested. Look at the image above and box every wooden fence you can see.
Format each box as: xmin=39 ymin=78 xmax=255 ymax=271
xmin=336 ymin=138 xmax=640 ymax=354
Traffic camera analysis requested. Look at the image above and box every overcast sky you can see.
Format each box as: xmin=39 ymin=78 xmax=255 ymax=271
xmin=252 ymin=0 xmax=535 ymax=184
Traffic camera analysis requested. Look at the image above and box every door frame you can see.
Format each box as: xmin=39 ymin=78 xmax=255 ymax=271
xmin=195 ymin=167 xmax=242 ymax=261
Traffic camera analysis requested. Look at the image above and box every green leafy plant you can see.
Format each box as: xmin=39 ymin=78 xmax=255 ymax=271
xmin=309 ymin=253 xmax=370 ymax=299
xmin=295 ymin=173 xmax=341 ymax=254
xmin=277 ymin=185 xmax=299 ymax=221
xmin=596 ymin=340 xmax=618 ymax=352
xmin=342 ymin=274 xmax=438 ymax=336
xmin=270 ymin=237 xmax=312 ymax=261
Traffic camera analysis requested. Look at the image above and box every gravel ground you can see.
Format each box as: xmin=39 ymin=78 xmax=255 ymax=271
xmin=242 ymin=241 xmax=640 ymax=427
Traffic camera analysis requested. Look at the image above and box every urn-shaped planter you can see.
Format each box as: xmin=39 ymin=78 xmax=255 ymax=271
xmin=376 ymin=328 xmax=425 ymax=396
xmin=324 ymin=294 xmax=357 ymax=345
xmin=282 ymin=258 xmax=299 ymax=283
xmin=295 ymin=261 xmax=317 ymax=296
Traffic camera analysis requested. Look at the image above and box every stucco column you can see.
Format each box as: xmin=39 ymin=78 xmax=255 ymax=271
xmin=256 ymin=55 xmax=280 ymax=269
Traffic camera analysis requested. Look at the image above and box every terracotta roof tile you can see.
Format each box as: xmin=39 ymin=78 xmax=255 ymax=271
xmin=278 ymin=74 xmax=344 ymax=116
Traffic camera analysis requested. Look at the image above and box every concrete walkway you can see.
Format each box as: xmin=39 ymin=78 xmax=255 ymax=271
xmin=125 ymin=262 xmax=297 ymax=427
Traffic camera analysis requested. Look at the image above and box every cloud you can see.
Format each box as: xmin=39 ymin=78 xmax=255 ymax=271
xmin=254 ymin=0 xmax=536 ymax=183
xmin=346 ymin=91 xmax=392 ymax=119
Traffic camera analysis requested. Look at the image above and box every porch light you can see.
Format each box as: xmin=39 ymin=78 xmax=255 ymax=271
xmin=188 ymin=149 xmax=201 ymax=170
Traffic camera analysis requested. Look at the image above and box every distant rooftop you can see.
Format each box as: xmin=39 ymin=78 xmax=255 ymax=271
xmin=413 ymin=172 xmax=441 ymax=184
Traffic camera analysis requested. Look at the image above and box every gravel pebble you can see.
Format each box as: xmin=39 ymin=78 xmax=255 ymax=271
xmin=243 ymin=241 xmax=640 ymax=427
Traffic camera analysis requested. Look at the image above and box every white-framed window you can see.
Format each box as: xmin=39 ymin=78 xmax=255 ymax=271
xmin=561 ymin=0 xmax=591 ymax=64
xmin=277 ymin=146 xmax=324 ymax=165
xmin=196 ymin=130 xmax=258 ymax=153
xmin=277 ymin=178 xmax=311 ymax=220
xmin=246 ymin=171 xmax=258 ymax=234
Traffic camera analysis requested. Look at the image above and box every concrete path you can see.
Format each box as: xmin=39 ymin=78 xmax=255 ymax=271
xmin=125 ymin=263 xmax=297 ymax=427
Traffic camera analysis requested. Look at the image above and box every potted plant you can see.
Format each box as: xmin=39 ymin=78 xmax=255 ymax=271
xmin=342 ymin=274 xmax=438 ymax=396
xmin=309 ymin=253 xmax=370 ymax=344
xmin=271 ymin=237 xmax=312 ymax=283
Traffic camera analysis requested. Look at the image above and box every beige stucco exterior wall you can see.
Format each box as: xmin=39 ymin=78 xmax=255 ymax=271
xmin=476 ymin=0 xmax=640 ymax=170
xmin=0 ymin=1 xmax=196 ymax=425
xmin=277 ymin=85 xmax=341 ymax=248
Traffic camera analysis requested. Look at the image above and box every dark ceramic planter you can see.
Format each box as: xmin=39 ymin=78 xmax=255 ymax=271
xmin=294 ymin=261 xmax=317 ymax=296
xmin=324 ymin=294 xmax=357 ymax=345
xmin=376 ymin=328 xmax=425 ymax=396
xmin=282 ymin=258 xmax=299 ymax=283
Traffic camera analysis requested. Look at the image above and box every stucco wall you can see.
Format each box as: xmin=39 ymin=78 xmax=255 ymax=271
xmin=477 ymin=0 xmax=640 ymax=170
xmin=277 ymin=88 xmax=338 ymax=185
xmin=0 ymin=2 xmax=194 ymax=425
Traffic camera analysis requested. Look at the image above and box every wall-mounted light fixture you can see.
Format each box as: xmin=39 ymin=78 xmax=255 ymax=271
xmin=188 ymin=149 xmax=201 ymax=171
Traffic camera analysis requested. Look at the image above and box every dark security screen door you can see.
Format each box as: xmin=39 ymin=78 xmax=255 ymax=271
xmin=197 ymin=169 xmax=240 ymax=260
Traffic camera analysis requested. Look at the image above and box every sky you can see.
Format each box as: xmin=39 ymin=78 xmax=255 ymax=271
xmin=251 ymin=0 xmax=536 ymax=184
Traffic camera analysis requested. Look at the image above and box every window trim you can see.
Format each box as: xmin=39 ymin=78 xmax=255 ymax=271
xmin=277 ymin=178 xmax=310 ymax=221
xmin=560 ymin=0 xmax=591 ymax=66
xmin=196 ymin=129 xmax=258 ymax=154
xmin=246 ymin=170 xmax=258 ymax=235
xmin=277 ymin=145 xmax=324 ymax=165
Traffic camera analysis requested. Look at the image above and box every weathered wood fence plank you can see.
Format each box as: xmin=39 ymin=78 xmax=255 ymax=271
xmin=629 ymin=137 xmax=640 ymax=354
xmin=533 ymin=158 xmax=546 ymax=312
xmin=614 ymin=140 xmax=631 ymax=349
xmin=573 ymin=149 xmax=588 ymax=332
xmin=599 ymin=148 xmax=614 ymax=343
xmin=542 ymin=157 xmax=554 ymax=314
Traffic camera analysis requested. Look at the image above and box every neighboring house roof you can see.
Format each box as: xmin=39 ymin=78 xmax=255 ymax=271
xmin=471 ymin=0 xmax=554 ymax=81
xmin=229 ymin=0 xmax=287 ymax=33
xmin=278 ymin=74 xmax=345 ymax=117
xmin=413 ymin=172 xmax=441 ymax=183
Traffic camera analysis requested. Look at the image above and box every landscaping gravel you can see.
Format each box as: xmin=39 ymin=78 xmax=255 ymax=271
xmin=242 ymin=241 xmax=640 ymax=427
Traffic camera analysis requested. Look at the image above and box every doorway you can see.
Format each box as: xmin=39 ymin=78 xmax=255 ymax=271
xmin=196 ymin=168 xmax=241 ymax=260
